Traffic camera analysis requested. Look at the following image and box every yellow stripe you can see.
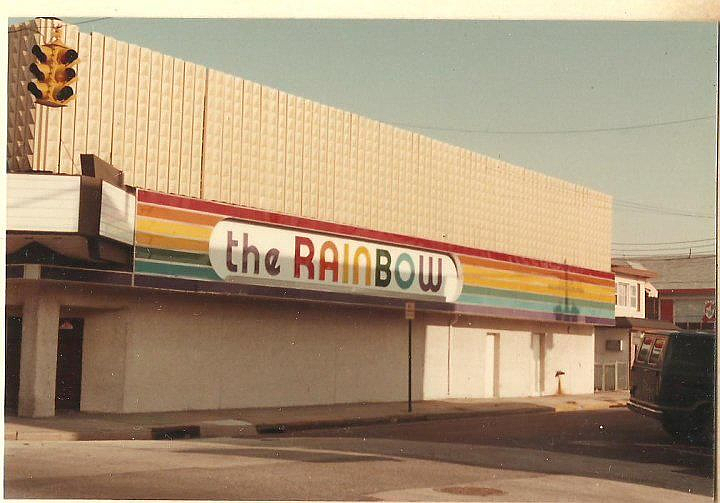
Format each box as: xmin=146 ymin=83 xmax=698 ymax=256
xmin=134 ymin=232 xmax=210 ymax=253
xmin=463 ymin=264 xmax=615 ymax=297
xmin=136 ymin=216 xmax=213 ymax=241
xmin=463 ymin=268 xmax=614 ymax=303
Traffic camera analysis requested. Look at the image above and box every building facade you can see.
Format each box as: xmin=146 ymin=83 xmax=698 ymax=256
xmin=594 ymin=260 xmax=677 ymax=392
xmin=636 ymin=255 xmax=716 ymax=331
xmin=7 ymin=19 xmax=615 ymax=417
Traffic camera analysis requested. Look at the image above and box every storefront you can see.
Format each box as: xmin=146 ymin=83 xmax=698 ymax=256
xmin=7 ymin=19 xmax=616 ymax=417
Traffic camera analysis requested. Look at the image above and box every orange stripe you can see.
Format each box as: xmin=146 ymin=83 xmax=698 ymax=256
xmin=137 ymin=203 xmax=224 ymax=227
xmin=135 ymin=232 xmax=210 ymax=254
xmin=460 ymin=255 xmax=615 ymax=287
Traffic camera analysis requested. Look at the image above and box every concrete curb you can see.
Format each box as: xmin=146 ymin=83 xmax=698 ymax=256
xmin=5 ymin=399 xmax=628 ymax=442
xmin=255 ymin=406 xmax=555 ymax=434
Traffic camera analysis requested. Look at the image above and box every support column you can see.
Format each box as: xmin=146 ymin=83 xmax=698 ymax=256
xmin=18 ymin=291 xmax=60 ymax=417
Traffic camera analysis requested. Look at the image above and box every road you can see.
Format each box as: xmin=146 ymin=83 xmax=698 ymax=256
xmin=4 ymin=408 xmax=713 ymax=501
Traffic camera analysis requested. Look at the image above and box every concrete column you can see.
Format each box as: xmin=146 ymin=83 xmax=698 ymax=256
xmin=18 ymin=291 xmax=60 ymax=417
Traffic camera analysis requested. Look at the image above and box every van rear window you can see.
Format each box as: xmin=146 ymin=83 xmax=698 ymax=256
xmin=636 ymin=336 xmax=655 ymax=363
xmin=648 ymin=336 xmax=667 ymax=365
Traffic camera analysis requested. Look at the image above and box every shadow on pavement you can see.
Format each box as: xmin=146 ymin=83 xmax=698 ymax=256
xmin=179 ymin=447 xmax=399 ymax=464
xmin=280 ymin=408 xmax=714 ymax=497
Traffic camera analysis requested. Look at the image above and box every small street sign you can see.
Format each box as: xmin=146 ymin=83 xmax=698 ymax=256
xmin=405 ymin=301 xmax=415 ymax=320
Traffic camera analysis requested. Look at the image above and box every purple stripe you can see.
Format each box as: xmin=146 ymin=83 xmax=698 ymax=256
xmin=134 ymin=274 xmax=614 ymax=326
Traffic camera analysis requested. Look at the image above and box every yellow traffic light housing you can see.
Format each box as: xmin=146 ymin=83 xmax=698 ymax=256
xmin=27 ymin=28 xmax=79 ymax=107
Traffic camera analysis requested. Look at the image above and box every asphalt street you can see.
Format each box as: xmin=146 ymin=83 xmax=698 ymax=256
xmin=5 ymin=408 xmax=714 ymax=501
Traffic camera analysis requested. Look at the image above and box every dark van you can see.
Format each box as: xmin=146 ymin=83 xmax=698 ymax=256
xmin=628 ymin=331 xmax=715 ymax=445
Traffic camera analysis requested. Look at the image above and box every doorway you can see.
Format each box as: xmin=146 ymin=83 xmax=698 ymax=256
xmin=5 ymin=316 xmax=23 ymax=415
xmin=55 ymin=318 xmax=84 ymax=411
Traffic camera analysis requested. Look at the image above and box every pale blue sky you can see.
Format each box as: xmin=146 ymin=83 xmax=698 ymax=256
xmin=14 ymin=18 xmax=718 ymax=256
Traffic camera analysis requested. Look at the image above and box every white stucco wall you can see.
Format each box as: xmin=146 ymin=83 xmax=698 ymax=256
xmin=419 ymin=317 xmax=595 ymax=400
xmin=81 ymin=310 xmax=129 ymax=412
xmin=594 ymin=328 xmax=630 ymax=366
xmin=7 ymin=282 xmax=598 ymax=414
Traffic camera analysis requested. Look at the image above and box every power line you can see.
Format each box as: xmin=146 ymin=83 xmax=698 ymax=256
xmin=614 ymin=205 xmax=714 ymax=219
xmin=614 ymin=198 xmax=714 ymax=215
xmin=612 ymin=244 xmax=715 ymax=253
xmin=389 ymin=115 xmax=714 ymax=135
xmin=8 ymin=17 xmax=112 ymax=34
xmin=612 ymin=238 xmax=715 ymax=245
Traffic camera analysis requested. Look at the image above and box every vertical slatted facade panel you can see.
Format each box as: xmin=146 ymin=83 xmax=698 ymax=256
xmin=239 ymin=77 xmax=254 ymax=205
xmin=283 ymin=94 xmax=297 ymax=213
xmin=144 ymin=50 xmax=163 ymax=191
xmin=341 ymin=111 xmax=354 ymax=225
xmin=30 ymin=20 xmax=46 ymax=171
xmin=6 ymin=22 xmax=22 ymax=170
xmin=85 ymin=33 xmax=105 ymax=168
xmin=319 ymin=105 xmax=331 ymax=221
xmin=300 ymin=99 xmax=313 ymax=217
xmin=178 ymin=63 xmax=196 ymax=195
xmin=356 ymin=116 xmax=367 ymax=228
xmin=260 ymin=85 xmax=279 ymax=212
xmin=190 ymin=67 xmax=206 ymax=198
xmin=369 ymin=120 xmax=380 ymax=230
xmin=109 ymin=41 xmax=128 ymax=175
xmin=121 ymin=43 xmax=140 ymax=186
xmin=98 ymin=36 xmax=115 ymax=164
xmin=58 ymin=24 xmax=80 ymax=173
xmin=292 ymin=95 xmax=305 ymax=215
xmin=277 ymin=91 xmax=288 ymax=213
xmin=348 ymin=113 xmax=360 ymax=227
xmin=134 ymin=48 xmax=152 ymax=189
xmin=230 ymin=77 xmax=245 ymax=205
xmin=202 ymin=69 xmax=223 ymax=202
xmin=377 ymin=123 xmax=390 ymax=231
xmin=310 ymin=102 xmax=322 ymax=219
xmin=220 ymin=72 xmax=235 ymax=203
xmin=156 ymin=54 xmax=174 ymax=194
xmin=251 ymin=82 xmax=263 ymax=208
xmin=167 ymin=58 xmax=184 ymax=194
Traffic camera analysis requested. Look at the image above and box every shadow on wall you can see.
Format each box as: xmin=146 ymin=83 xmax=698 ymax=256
xmin=553 ymin=301 xmax=580 ymax=323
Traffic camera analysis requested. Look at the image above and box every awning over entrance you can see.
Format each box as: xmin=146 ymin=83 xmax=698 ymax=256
xmin=614 ymin=316 xmax=678 ymax=332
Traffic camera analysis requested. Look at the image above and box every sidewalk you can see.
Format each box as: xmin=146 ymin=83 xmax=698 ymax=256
xmin=5 ymin=390 xmax=629 ymax=442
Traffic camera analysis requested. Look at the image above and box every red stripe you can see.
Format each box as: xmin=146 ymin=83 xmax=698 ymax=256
xmin=657 ymin=288 xmax=716 ymax=295
xmin=137 ymin=190 xmax=614 ymax=280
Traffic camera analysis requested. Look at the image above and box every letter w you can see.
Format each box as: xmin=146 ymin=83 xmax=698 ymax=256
xmin=418 ymin=256 xmax=443 ymax=292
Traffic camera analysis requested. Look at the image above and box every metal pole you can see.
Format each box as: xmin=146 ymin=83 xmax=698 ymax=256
xmin=408 ymin=319 xmax=412 ymax=413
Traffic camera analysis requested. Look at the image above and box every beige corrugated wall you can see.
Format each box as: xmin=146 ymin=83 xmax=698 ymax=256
xmin=7 ymin=19 xmax=612 ymax=271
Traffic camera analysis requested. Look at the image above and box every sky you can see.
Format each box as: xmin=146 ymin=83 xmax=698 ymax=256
xmin=9 ymin=16 xmax=719 ymax=257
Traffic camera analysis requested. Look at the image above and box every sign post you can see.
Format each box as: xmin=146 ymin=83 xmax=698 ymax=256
xmin=405 ymin=302 xmax=415 ymax=413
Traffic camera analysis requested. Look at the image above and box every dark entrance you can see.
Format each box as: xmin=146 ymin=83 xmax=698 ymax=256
xmin=55 ymin=318 xmax=84 ymax=411
xmin=5 ymin=316 xmax=23 ymax=415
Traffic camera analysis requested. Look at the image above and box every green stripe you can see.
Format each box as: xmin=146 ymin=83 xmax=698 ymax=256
xmin=457 ymin=292 xmax=614 ymax=318
xmin=135 ymin=259 xmax=222 ymax=281
xmin=136 ymin=246 xmax=211 ymax=266
xmin=461 ymin=285 xmax=613 ymax=311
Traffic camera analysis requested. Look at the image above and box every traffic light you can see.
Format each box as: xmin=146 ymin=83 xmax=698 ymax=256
xmin=27 ymin=31 xmax=79 ymax=107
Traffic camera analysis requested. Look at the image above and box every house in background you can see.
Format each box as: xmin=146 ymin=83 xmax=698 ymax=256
xmin=635 ymin=254 xmax=716 ymax=332
xmin=594 ymin=259 xmax=678 ymax=392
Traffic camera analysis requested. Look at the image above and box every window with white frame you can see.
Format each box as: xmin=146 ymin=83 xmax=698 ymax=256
xmin=616 ymin=281 xmax=638 ymax=309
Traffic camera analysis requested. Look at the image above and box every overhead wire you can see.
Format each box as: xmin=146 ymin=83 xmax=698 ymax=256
xmin=612 ymin=238 xmax=715 ymax=245
xmin=389 ymin=115 xmax=714 ymax=135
